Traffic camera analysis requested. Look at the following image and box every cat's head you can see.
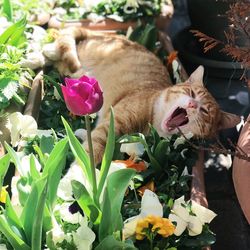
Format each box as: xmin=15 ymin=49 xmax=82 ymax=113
xmin=154 ymin=66 xmax=240 ymax=138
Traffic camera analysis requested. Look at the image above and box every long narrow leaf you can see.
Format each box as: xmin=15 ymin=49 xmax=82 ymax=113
xmin=5 ymin=195 xmax=26 ymax=241
xmin=0 ymin=215 xmax=30 ymax=250
xmin=5 ymin=142 xmax=26 ymax=177
xmin=99 ymin=169 xmax=135 ymax=241
xmin=21 ymin=175 xmax=48 ymax=245
xmin=0 ymin=17 xmax=26 ymax=45
xmin=32 ymin=178 xmax=48 ymax=250
xmin=0 ymin=153 xmax=10 ymax=190
xmin=42 ymin=138 xmax=69 ymax=208
xmin=62 ymin=117 xmax=92 ymax=184
xmin=3 ymin=0 xmax=13 ymax=21
xmin=96 ymin=108 xmax=115 ymax=201
xmin=72 ymin=180 xmax=101 ymax=224
xmin=29 ymin=154 xmax=40 ymax=181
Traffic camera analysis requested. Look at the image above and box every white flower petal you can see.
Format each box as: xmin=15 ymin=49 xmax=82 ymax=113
xmin=123 ymin=216 xmax=139 ymax=239
xmin=20 ymin=115 xmax=37 ymax=137
xmin=172 ymin=196 xmax=189 ymax=222
xmin=140 ymin=189 xmax=163 ymax=218
xmin=59 ymin=202 xmax=82 ymax=224
xmin=187 ymin=215 xmax=203 ymax=236
xmin=191 ymin=200 xmax=217 ymax=224
xmin=72 ymin=217 xmax=95 ymax=250
xmin=120 ymin=142 xmax=145 ymax=157
xmin=0 ymin=244 xmax=7 ymax=250
xmin=169 ymin=213 xmax=188 ymax=236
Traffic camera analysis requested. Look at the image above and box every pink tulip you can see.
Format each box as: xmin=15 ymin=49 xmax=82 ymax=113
xmin=61 ymin=75 xmax=103 ymax=116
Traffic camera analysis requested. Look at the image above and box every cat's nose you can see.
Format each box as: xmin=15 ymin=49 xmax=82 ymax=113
xmin=188 ymin=99 xmax=198 ymax=109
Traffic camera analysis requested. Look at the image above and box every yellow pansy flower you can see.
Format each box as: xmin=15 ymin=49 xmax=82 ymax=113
xmin=135 ymin=215 xmax=175 ymax=240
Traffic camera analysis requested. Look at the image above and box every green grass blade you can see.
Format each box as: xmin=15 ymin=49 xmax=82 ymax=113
xmin=96 ymin=108 xmax=115 ymax=201
xmin=62 ymin=117 xmax=92 ymax=184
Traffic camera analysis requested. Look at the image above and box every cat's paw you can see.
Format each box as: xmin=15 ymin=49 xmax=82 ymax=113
xmin=42 ymin=42 xmax=61 ymax=61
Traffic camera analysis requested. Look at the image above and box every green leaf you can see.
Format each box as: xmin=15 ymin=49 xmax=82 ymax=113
xmin=3 ymin=0 xmax=13 ymax=21
xmin=0 ymin=17 xmax=26 ymax=46
xmin=99 ymin=169 xmax=135 ymax=241
xmin=29 ymin=154 xmax=40 ymax=181
xmin=21 ymin=175 xmax=48 ymax=245
xmin=0 ymin=153 xmax=10 ymax=190
xmin=32 ymin=177 xmax=48 ymax=250
xmin=40 ymin=136 xmax=55 ymax=155
xmin=97 ymin=108 xmax=115 ymax=201
xmin=42 ymin=138 xmax=69 ymax=208
xmin=154 ymin=140 xmax=169 ymax=165
xmin=0 ymin=215 xmax=30 ymax=250
xmin=118 ymin=134 xmax=162 ymax=173
xmin=62 ymin=117 xmax=92 ymax=184
xmin=5 ymin=142 xmax=26 ymax=177
xmin=95 ymin=235 xmax=137 ymax=250
xmin=72 ymin=180 xmax=101 ymax=224
xmin=4 ymin=195 xmax=26 ymax=241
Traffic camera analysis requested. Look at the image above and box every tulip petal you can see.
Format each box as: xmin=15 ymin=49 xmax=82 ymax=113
xmin=191 ymin=200 xmax=217 ymax=224
xmin=61 ymin=85 xmax=89 ymax=116
xmin=169 ymin=213 xmax=188 ymax=236
xmin=187 ymin=215 xmax=203 ymax=236
xmin=64 ymin=77 xmax=79 ymax=87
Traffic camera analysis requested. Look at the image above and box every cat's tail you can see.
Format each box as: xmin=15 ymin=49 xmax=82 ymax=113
xmin=43 ymin=27 xmax=92 ymax=73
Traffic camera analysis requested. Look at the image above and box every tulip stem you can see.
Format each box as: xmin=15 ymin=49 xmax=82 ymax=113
xmin=85 ymin=115 xmax=97 ymax=196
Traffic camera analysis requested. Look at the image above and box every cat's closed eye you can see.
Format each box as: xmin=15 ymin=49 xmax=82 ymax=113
xmin=190 ymin=89 xmax=196 ymax=99
xmin=200 ymin=106 xmax=209 ymax=115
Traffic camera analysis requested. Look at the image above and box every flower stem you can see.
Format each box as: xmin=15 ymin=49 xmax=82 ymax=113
xmin=85 ymin=115 xmax=97 ymax=195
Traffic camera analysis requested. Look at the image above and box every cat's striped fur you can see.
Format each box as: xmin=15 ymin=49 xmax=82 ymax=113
xmin=43 ymin=27 xmax=240 ymax=164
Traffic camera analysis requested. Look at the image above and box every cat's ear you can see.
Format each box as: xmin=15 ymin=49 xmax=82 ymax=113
xmin=186 ymin=66 xmax=204 ymax=86
xmin=218 ymin=111 xmax=241 ymax=130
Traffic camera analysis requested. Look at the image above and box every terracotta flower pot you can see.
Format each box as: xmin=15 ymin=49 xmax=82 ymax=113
xmin=233 ymin=115 xmax=250 ymax=224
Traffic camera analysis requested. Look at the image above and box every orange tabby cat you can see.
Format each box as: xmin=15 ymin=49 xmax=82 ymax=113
xmin=43 ymin=27 xmax=240 ymax=164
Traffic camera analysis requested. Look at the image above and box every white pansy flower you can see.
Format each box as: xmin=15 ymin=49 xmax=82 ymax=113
xmin=120 ymin=142 xmax=145 ymax=157
xmin=36 ymin=129 xmax=53 ymax=138
xmin=123 ymin=190 xmax=163 ymax=238
xmin=72 ymin=217 xmax=96 ymax=250
xmin=57 ymin=162 xmax=90 ymax=201
xmin=83 ymin=0 xmax=103 ymax=11
xmin=6 ymin=112 xmax=37 ymax=147
xmin=55 ymin=203 xmax=83 ymax=224
xmin=169 ymin=196 xmax=216 ymax=236
xmin=86 ymin=13 xmax=105 ymax=23
xmin=173 ymin=132 xmax=193 ymax=149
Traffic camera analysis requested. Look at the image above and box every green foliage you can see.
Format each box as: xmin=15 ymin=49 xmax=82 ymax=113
xmin=96 ymin=235 xmax=137 ymax=250
xmin=2 ymin=0 xmax=13 ymax=21
xmin=0 ymin=16 xmax=34 ymax=111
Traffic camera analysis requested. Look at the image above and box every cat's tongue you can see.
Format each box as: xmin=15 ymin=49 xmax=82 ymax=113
xmin=167 ymin=107 xmax=188 ymax=130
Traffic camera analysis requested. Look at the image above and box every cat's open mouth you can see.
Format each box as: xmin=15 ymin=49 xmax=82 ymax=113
xmin=166 ymin=107 xmax=189 ymax=131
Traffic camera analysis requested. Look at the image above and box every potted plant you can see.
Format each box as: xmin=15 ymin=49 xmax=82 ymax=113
xmin=48 ymin=0 xmax=174 ymax=31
